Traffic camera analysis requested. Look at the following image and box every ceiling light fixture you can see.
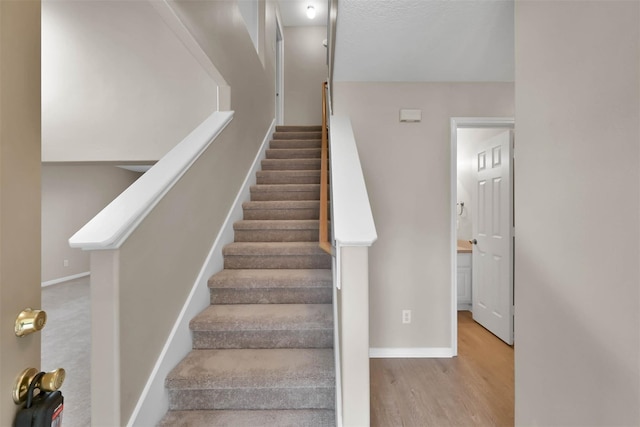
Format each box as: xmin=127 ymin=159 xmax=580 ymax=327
xmin=306 ymin=5 xmax=316 ymax=19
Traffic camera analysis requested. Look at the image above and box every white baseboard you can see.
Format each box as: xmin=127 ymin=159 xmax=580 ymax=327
xmin=369 ymin=347 xmax=455 ymax=358
xmin=127 ymin=119 xmax=276 ymax=427
xmin=41 ymin=272 xmax=90 ymax=287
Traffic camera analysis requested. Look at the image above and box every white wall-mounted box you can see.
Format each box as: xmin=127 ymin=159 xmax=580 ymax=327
xmin=400 ymin=109 xmax=422 ymax=122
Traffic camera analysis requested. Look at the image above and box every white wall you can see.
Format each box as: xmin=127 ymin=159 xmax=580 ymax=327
xmin=42 ymin=0 xmax=217 ymax=162
xmin=283 ymin=26 xmax=327 ymax=125
xmin=333 ymin=82 xmax=514 ymax=350
xmin=41 ymin=165 xmax=141 ymax=283
xmin=515 ymin=1 xmax=640 ymax=424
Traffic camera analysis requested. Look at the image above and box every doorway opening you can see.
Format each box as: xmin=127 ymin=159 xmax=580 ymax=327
xmin=450 ymin=117 xmax=515 ymax=355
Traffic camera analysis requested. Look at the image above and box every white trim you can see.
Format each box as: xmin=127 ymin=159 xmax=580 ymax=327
xmin=369 ymin=347 xmax=455 ymax=358
xmin=449 ymin=117 xmax=515 ymax=358
xmin=329 ymin=116 xmax=377 ymax=247
xmin=450 ymin=118 xmax=458 ymax=357
xmin=69 ymin=112 xmax=234 ymax=251
xmin=275 ymin=13 xmax=284 ymax=125
xmin=41 ymin=272 xmax=90 ymax=287
xmin=332 ymin=256 xmax=343 ymax=427
xmin=126 ymin=119 xmax=275 ymax=427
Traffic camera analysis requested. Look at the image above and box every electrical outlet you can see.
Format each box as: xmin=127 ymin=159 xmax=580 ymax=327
xmin=402 ymin=309 xmax=411 ymax=324
xmin=63 ymin=259 xmax=69 ymax=267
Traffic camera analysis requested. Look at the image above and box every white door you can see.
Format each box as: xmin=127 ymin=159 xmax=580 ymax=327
xmin=472 ymin=130 xmax=514 ymax=345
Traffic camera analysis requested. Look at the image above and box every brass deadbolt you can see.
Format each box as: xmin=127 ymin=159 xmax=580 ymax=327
xmin=15 ymin=308 xmax=47 ymax=337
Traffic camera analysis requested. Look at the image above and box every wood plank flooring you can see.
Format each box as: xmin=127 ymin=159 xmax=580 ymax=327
xmin=371 ymin=311 xmax=514 ymax=426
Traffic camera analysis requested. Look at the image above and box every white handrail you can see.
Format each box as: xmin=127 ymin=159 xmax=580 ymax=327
xmin=329 ymin=115 xmax=377 ymax=247
xmin=69 ymin=111 xmax=234 ymax=250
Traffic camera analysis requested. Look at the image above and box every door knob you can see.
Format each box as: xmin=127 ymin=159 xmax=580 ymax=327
xmin=41 ymin=368 xmax=66 ymax=393
xmin=12 ymin=368 xmax=65 ymax=404
xmin=469 ymin=239 xmax=478 ymax=245
xmin=15 ymin=308 xmax=47 ymax=337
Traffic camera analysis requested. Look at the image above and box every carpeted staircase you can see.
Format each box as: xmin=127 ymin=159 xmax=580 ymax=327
xmin=158 ymin=126 xmax=335 ymax=427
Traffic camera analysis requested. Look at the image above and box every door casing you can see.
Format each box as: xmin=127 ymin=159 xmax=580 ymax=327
xmin=450 ymin=117 xmax=514 ymax=355
xmin=275 ymin=15 xmax=284 ymax=125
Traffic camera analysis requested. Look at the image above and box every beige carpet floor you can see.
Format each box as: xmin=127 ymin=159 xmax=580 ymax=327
xmin=41 ymin=277 xmax=91 ymax=427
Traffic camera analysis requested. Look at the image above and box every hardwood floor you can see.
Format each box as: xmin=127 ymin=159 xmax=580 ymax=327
xmin=370 ymin=311 xmax=514 ymax=426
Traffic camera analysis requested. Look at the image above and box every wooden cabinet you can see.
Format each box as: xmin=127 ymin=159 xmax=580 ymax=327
xmin=457 ymin=252 xmax=472 ymax=310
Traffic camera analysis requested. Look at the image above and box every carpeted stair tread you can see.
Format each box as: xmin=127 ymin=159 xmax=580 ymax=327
xmin=166 ymin=349 xmax=335 ymax=410
xmin=223 ymin=242 xmax=330 ymax=257
xmin=273 ymin=131 xmax=322 ymax=140
xmin=208 ymin=269 xmax=332 ymax=304
xmin=234 ymin=220 xmax=320 ymax=242
xmin=269 ymin=139 xmax=321 ymax=149
xmin=242 ymin=200 xmax=321 ymax=220
xmin=190 ymin=304 xmax=333 ymax=349
xmin=234 ymin=219 xmax=319 ymax=231
xmin=209 ymin=269 xmax=331 ymax=289
xmin=191 ymin=304 xmax=332 ymax=332
xmin=166 ymin=348 xmax=335 ymax=389
xmin=250 ymin=184 xmax=320 ymax=201
xmin=276 ymin=125 xmax=322 ymax=132
xmin=257 ymin=170 xmax=321 ymax=184
xmin=158 ymin=409 xmax=335 ymax=427
xmin=223 ymin=242 xmax=331 ymax=269
xmin=261 ymin=158 xmax=322 ymax=171
xmin=266 ymin=148 xmax=321 ymax=159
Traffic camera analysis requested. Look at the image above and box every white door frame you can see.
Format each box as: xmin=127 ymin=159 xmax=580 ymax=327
xmin=275 ymin=15 xmax=284 ymax=125
xmin=450 ymin=117 xmax=514 ymax=356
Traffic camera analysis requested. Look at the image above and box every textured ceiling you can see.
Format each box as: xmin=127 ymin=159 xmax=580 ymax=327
xmin=333 ymin=0 xmax=514 ymax=82
xmin=278 ymin=0 xmax=329 ymax=27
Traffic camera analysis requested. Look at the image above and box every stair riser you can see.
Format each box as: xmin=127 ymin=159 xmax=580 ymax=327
xmin=269 ymin=140 xmax=321 ymax=149
xmin=234 ymin=229 xmax=318 ymax=242
xmin=266 ymin=149 xmax=321 ymax=159
xmin=276 ymin=125 xmax=322 ymax=132
xmin=158 ymin=409 xmax=336 ymax=427
xmin=250 ymin=189 xmax=320 ymax=202
xmin=192 ymin=330 xmax=333 ymax=349
xmin=261 ymin=159 xmax=322 ymax=171
xmin=225 ymin=255 xmax=331 ymax=270
xmin=210 ymin=288 xmax=332 ymax=305
xmin=273 ymin=132 xmax=322 ymax=140
xmin=168 ymin=388 xmax=335 ymax=411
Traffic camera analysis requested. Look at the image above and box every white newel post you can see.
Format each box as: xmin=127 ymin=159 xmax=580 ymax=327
xmin=90 ymin=250 xmax=121 ymax=426
xmin=329 ymin=115 xmax=377 ymax=426
xmin=339 ymin=245 xmax=371 ymax=427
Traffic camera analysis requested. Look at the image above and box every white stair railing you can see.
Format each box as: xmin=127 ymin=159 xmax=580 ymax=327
xmin=69 ymin=111 xmax=234 ymax=426
xmin=329 ymin=114 xmax=377 ymax=427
